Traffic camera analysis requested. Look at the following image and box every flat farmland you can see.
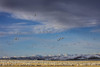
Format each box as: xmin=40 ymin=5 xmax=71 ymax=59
xmin=0 ymin=66 xmax=100 ymax=67
xmin=0 ymin=60 xmax=100 ymax=67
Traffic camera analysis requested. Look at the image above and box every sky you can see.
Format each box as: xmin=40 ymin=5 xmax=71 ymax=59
xmin=0 ymin=0 xmax=100 ymax=57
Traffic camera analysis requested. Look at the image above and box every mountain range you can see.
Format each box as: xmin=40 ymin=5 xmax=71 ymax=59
xmin=1 ymin=54 xmax=100 ymax=60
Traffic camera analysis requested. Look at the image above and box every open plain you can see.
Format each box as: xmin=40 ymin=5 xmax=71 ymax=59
xmin=0 ymin=60 xmax=100 ymax=67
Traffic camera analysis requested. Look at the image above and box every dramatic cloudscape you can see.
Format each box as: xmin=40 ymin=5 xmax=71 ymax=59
xmin=0 ymin=0 xmax=100 ymax=57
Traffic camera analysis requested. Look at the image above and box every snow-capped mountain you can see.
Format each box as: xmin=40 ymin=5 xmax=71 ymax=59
xmin=1 ymin=54 xmax=100 ymax=60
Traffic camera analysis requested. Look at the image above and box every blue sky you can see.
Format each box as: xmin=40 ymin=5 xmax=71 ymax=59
xmin=0 ymin=0 xmax=100 ymax=57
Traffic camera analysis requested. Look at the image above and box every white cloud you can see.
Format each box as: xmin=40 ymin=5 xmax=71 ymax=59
xmin=0 ymin=0 xmax=100 ymax=34
xmin=91 ymin=29 xmax=100 ymax=33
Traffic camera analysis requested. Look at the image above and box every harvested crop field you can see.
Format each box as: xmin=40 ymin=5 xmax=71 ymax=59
xmin=0 ymin=66 xmax=100 ymax=67
xmin=0 ymin=60 xmax=100 ymax=67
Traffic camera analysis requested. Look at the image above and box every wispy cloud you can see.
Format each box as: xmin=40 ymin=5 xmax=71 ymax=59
xmin=0 ymin=0 xmax=100 ymax=33
xmin=91 ymin=29 xmax=100 ymax=33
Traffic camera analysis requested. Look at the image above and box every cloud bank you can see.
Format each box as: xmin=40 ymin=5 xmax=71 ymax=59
xmin=0 ymin=0 xmax=100 ymax=33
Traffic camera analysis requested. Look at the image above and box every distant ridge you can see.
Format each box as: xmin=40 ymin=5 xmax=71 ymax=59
xmin=1 ymin=54 xmax=100 ymax=60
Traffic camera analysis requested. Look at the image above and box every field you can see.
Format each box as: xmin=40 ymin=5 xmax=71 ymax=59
xmin=0 ymin=60 xmax=100 ymax=67
xmin=0 ymin=66 xmax=100 ymax=67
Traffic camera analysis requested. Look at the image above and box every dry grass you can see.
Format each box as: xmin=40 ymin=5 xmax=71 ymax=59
xmin=0 ymin=60 xmax=100 ymax=66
